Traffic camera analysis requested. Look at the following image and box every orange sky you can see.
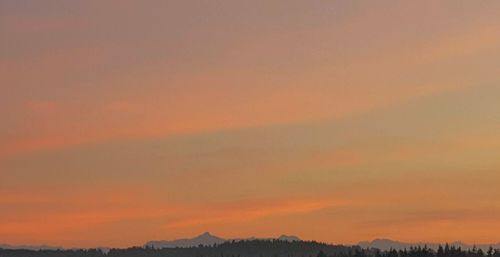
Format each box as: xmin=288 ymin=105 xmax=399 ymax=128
xmin=1 ymin=0 xmax=500 ymax=248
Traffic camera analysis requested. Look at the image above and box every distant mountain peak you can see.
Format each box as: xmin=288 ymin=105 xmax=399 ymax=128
xmin=196 ymin=232 xmax=216 ymax=238
xmin=146 ymin=232 xmax=225 ymax=249
xmin=278 ymin=235 xmax=301 ymax=242
xmin=146 ymin=233 xmax=302 ymax=249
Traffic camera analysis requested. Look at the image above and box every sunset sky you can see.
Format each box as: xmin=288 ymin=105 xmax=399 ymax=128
xmin=2 ymin=1 xmax=500 ymax=248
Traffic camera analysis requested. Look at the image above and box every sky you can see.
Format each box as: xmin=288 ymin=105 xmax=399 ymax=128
xmin=1 ymin=0 xmax=500 ymax=248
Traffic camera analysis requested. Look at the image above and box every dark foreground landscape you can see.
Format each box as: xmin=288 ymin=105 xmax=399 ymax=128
xmin=2 ymin=240 xmax=500 ymax=257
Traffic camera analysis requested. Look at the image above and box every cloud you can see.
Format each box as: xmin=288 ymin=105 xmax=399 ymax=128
xmin=165 ymin=197 xmax=348 ymax=228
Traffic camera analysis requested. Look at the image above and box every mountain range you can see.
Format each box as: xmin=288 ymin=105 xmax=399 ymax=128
xmin=0 ymin=244 xmax=63 ymax=251
xmin=358 ymin=239 xmax=500 ymax=251
xmin=3 ymin=235 xmax=500 ymax=251
xmin=145 ymin=232 xmax=301 ymax=248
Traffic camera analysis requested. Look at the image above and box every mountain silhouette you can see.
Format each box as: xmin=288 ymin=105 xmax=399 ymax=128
xmin=0 ymin=244 xmax=63 ymax=251
xmin=146 ymin=232 xmax=225 ymax=248
xmin=358 ymin=239 xmax=500 ymax=251
xmin=278 ymin=235 xmax=301 ymax=242
xmin=4 ymin=238 xmax=500 ymax=257
xmin=145 ymin=232 xmax=301 ymax=248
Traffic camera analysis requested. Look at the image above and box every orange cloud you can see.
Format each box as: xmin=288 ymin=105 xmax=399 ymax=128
xmin=165 ymin=197 xmax=348 ymax=229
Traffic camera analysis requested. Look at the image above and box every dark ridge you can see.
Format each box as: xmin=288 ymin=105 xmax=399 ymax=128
xmin=0 ymin=240 xmax=355 ymax=257
xmin=2 ymin=240 xmax=500 ymax=257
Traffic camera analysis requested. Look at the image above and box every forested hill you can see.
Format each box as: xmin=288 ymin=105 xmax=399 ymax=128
xmin=2 ymin=240 xmax=500 ymax=257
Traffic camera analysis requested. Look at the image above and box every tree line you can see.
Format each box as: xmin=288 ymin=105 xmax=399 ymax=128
xmin=2 ymin=240 xmax=500 ymax=257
